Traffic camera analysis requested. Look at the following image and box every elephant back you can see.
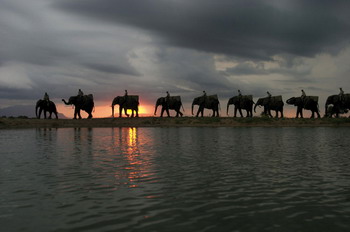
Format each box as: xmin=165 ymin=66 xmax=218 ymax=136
xmin=170 ymin=96 xmax=181 ymax=102
xmin=169 ymin=96 xmax=181 ymax=105
xmin=209 ymin=94 xmax=218 ymax=100
xmin=305 ymin=96 xmax=318 ymax=103
xmin=272 ymin=95 xmax=282 ymax=102
xmin=126 ymin=95 xmax=139 ymax=106
xmin=242 ymin=95 xmax=253 ymax=101
xmin=205 ymin=94 xmax=219 ymax=108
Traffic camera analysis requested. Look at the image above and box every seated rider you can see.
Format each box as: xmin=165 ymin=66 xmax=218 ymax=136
xmin=202 ymin=90 xmax=207 ymax=105
xmin=301 ymin=89 xmax=306 ymax=100
xmin=43 ymin=92 xmax=50 ymax=106
xmin=166 ymin=91 xmax=170 ymax=108
xmin=238 ymin=89 xmax=242 ymax=98
xmin=124 ymin=89 xmax=128 ymax=104
xmin=266 ymin=91 xmax=272 ymax=103
xmin=339 ymin=87 xmax=344 ymax=102
xmin=78 ymin=89 xmax=84 ymax=97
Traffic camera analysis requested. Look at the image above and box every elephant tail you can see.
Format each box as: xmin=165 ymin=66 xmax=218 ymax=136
xmin=181 ymin=103 xmax=185 ymax=112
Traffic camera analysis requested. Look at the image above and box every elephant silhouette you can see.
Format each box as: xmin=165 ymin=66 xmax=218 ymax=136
xmin=112 ymin=95 xmax=139 ymax=118
xmin=154 ymin=96 xmax=184 ymax=117
xmin=192 ymin=94 xmax=220 ymax=117
xmin=227 ymin=95 xmax=254 ymax=117
xmin=62 ymin=94 xmax=94 ymax=119
xmin=36 ymin=99 xmax=58 ymax=119
xmin=254 ymin=96 xmax=284 ymax=118
xmin=287 ymin=96 xmax=320 ymax=118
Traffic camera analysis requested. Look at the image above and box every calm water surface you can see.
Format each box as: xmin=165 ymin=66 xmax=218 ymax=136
xmin=1 ymin=127 xmax=350 ymax=232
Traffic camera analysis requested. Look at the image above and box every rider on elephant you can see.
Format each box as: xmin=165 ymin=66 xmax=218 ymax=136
xmin=78 ymin=89 xmax=84 ymax=97
xmin=200 ymin=90 xmax=207 ymax=105
xmin=166 ymin=91 xmax=170 ymax=108
xmin=301 ymin=89 xmax=306 ymax=99
xmin=339 ymin=87 xmax=344 ymax=102
xmin=124 ymin=89 xmax=128 ymax=103
xmin=238 ymin=89 xmax=242 ymax=98
xmin=266 ymin=91 xmax=272 ymax=103
xmin=43 ymin=92 xmax=50 ymax=106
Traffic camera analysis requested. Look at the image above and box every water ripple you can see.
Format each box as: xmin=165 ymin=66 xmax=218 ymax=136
xmin=1 ymin=128 xmax=350 ymax=231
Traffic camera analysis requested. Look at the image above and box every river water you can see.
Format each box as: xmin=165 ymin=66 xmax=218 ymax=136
xmin=1 ymin=127 xmax=350 ymax=232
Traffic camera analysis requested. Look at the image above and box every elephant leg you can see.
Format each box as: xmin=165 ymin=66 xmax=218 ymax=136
xmin=119 ymin=106 xmax=123 ymax=117
xmin=73 ymin=108 xmax=78 ymax=119
xmin=269 ymin=110 xmax=273 ymax=118
xmin=233 ymin=107 xmax=237 ymax=117
xmin=165 ymin=107 xmax=170 ymax=117
xmin=88 ymin=110 xmax=93 ymax=119
xmin=238 ymin=108 xmax=243 ymax=117
xmin=310 ymin=111 xmax=314 ymax=118
xmin=44 ymin=110 xmax=47 ymax=119
xmin=124 ymin=108 xmax=129 ymax=117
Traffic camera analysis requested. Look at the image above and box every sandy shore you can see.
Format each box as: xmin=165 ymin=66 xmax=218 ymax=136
xmin=1 ymin=117 xmax=350 ymax=129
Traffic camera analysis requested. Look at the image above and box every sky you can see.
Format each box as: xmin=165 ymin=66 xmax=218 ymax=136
xmin=1 ymin=0 xmax=350 ymax=118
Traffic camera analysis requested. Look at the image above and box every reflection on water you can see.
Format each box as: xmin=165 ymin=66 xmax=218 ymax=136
xmin=1 ymin=127 xmax=350 ymax=232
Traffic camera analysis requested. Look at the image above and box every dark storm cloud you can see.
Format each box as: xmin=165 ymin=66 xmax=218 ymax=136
xmin=82 ymin=63 xmax=139 ymax=76
xmin=55 ymin=0 xmax=350 ymax=60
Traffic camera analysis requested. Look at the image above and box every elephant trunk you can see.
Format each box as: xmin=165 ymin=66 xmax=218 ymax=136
xmin=192 ymin=103 xmax=195 ymax=115
xmin=227 ymin=103 xmax=230 ymax=116
xmin=325 ymin=102 xmax=329 ymax=117
xmin=154 ymin=103 xmax=159 ymax=115
xmin=35 ymin=104 xmax=39 ymax=118
xmin=62 ymin=99 xmax=70 ymax=105
xmin=254 ymin=103 xmax=258 ymax=113
xmin=112 ymin=104 xmax=115 ymax=118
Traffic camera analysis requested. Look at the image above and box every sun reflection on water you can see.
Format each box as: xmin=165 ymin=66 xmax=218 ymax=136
xmin=112 ymin=127 xmax=155 ymax=189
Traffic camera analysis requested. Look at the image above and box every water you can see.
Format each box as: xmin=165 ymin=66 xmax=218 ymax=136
xmin=1 ymin=127 xmax=350 ymax=232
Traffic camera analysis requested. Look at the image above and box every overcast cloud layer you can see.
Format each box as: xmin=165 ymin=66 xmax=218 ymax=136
xmin=1 ymin=0 xmax=350 ymax=116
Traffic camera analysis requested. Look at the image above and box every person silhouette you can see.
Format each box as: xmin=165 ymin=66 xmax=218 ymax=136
xmin=339 ymin=87 xmax=344 ymax=102
xmin=43 ymin=92 xmax=50 ymax=106
xmin=301 ymin=89 xmax=306 ymax=99
xmin=78 ymin=89 xmax=84 ymax=97
xmin=238 ymin=89 xmax=242 ymax=98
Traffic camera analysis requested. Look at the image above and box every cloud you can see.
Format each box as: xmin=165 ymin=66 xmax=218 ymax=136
xmin=55 ymin=0 xmax=350 ymax=60
xmin=1 ymin=0 xmax=350 ymax=117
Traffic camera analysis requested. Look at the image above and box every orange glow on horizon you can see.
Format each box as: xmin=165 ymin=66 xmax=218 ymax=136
xmin=57 ymin=102 xmax=155 ymax=118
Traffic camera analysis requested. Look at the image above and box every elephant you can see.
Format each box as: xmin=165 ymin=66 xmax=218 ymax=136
xmin=62 ymin=94 xmax=94 ymax=119
xmin=254 ymin=96 xmax=284 ymax=118
xmin=154 ymin=96 xmax=184 ymax=117
xmin=325 ymin=104 xmax=348 ymax=118
xmin=227 ymin=95 xmax=254 ymax=117
xmin=325 ymin=94 xmax=350 ymax=117
xmin=112 ymin=95 xmax=139 ymax=118
xmin=286 ymin=96 xmax=320 ymax=118
xmin=36 ymin=99 xmax=58 ymax=119
xmin=192 ymin=94 xmax=220 ymax=117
